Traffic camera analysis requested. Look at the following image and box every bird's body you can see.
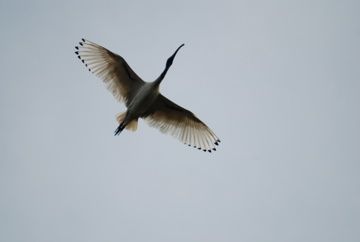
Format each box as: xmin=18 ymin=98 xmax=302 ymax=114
xmin=75 ymin=39 xmax=220 ymax=152
xmin=116 ymin=82 xmax=160 ymax=134
xmin=127 ymin=82 xmax=159 ymax=116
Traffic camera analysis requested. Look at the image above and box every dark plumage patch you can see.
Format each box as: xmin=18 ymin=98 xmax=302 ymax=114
xmin=183 ymin=141 xmax=218 ymax=153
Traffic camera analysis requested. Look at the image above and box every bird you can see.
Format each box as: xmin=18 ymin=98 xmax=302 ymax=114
xmin=75 ymin=38 xmax=220 ymax=152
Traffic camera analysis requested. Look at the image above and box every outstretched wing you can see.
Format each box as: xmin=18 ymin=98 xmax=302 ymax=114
xmin=75 ymin=38 xmax=144 ymax=105
xmin=145 ymin=94 xmax=220 ymax=152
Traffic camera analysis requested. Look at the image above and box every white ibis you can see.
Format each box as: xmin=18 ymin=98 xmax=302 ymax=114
xmin=75 ymin=39 xmax=220 ymax=152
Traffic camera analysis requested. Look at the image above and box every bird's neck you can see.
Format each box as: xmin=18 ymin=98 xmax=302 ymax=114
xmin=154 ymin=65 xmax=170 ymax=85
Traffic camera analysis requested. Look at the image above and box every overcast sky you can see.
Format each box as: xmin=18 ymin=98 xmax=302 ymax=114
xmin=1 ymin=0 xmax=359 ymax=242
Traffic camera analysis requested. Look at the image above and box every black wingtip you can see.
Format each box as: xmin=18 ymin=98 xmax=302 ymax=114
xmin=81 ymin=38 xmax=85 ymax=42
xmin=79 ymin=42 xmax=83 ymax=46
xmin=75 ymin=46 xmax=79 ymax=50
xmin=75 ymin=51 xmax=79 ymax=55
xmin=81 ymin=59 xmax=85 ymax=63
xmin=212 ymin=148 xmax=216 ymax=151
xmin=215 ymin=142 xmax=219 ymax=146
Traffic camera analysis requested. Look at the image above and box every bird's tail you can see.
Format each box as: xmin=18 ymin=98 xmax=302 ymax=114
xmin=116 ymin=112 xmax=138 ymax=132
xmin=116 ymin=112 xmax=127 ymax=125
xmin=126 ymin=120 xmax=138 ymax=131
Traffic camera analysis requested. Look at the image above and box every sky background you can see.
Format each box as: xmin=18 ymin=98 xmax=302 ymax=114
xmin=1 ymin=0 xmax=360 ymax=241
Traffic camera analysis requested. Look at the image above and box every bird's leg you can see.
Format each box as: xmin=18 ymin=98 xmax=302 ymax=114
xmin=114 ymin=123 xmax=125 ymax=135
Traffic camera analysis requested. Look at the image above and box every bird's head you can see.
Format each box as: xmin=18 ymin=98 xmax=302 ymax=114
xmin=155 ymin=43 xmax=185 ymax=84
xmin=166 ymin=43 xmax=185 ymax=69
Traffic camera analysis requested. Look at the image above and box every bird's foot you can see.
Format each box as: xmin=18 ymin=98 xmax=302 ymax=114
xmin=114 ymin=124 xmax=125 ymax=136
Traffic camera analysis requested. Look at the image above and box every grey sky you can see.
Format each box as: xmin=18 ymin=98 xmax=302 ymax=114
xmin=1 ymin=0 xmax=359 ymax=241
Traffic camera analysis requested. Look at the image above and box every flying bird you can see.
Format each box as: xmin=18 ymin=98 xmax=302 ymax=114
xmin=75 ymin=39 xmax=220 ymax=152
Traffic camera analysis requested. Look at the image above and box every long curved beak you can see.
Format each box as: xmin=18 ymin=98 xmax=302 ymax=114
xmin=166 ymin=43 xmax=185 ymax=68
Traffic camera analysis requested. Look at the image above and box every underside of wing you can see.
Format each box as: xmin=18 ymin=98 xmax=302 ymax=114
xmin=75 ymin=38 xmax=144 ymax=104
xmin=145 ymin=94 xmax=220 ymax=152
